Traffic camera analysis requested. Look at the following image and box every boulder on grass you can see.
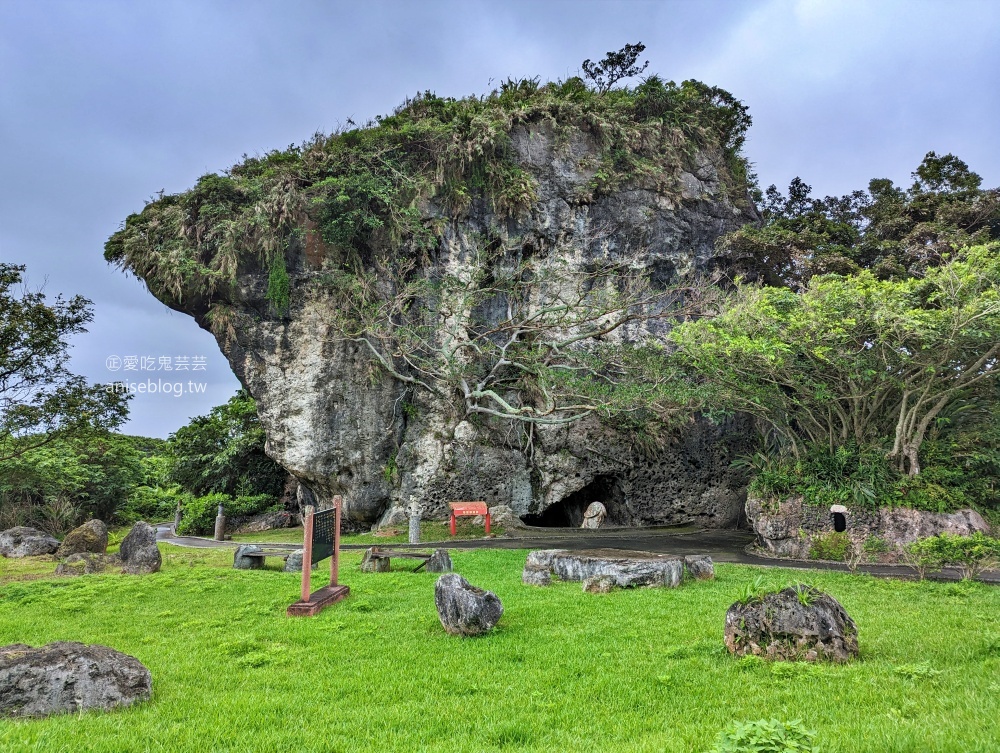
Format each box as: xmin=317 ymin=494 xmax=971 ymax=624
xmin=724 ymin=586 xmax=859 ymax=663
xmin=426 ymin=549 xmax=453 ymax=573
xmin=118 ymin=522 xmax=161 ymax=574
xmin=233 ymin=544 xmax=264 ymax=570
xmin=684 ymin=555 xmax=715 ymax=580
xmin=522 ymin=565 xmax=551 ymax=586
xmin=0 ymin=527 xmax=59 ymax=558
xmin=527 ymin=549 xmax=683 ymax=588
xmin=56 ymin=519 xmax=109 ymax=557
xmin=434 ymin=574 xmax=503 ymax=636
xmin=282 ymin=549 xmax=315 ymax=572
xmin=0 ymin=642 xmax=151 ymax=718
xmin=55 ymin=553 xmax=119 ymax=576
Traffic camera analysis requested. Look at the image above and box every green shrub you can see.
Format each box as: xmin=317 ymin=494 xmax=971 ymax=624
xmin=176 ymin=492 xmax=280 ymax=535
xmin=862 ymin=536 xmax=890 ymax=557
xmin=906 ymin=532 xmax=1000 ymax=581
xmin=809 ymin=532 xmax=850 ymax=562
xmin=121 ymin=485 xmax=191 ymax=524
xmin=709 ymin=718 xmax=819 ymax=753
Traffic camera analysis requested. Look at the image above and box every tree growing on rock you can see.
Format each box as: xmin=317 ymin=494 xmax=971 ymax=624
xmin=582 ymin=42 xmax=650 ymax=93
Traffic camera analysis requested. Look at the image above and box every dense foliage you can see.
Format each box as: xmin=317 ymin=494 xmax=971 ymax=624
xmin=0 ymin=264 xmax=130 ymax=462
xmin=720 ymin=152 xmax=1000 ymax=289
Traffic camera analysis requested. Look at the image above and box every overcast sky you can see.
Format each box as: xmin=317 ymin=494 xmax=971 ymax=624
xmin=2 ymin=0 xmax=998 ymax=438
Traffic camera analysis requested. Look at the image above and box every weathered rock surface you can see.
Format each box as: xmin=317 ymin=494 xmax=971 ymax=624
xmin=0 ymin=642 xmax=152 ymax=717
xmin=684 ymin=554 xmax=715 ymax=580
xmin=0 ymin=527 xmax=59 ymax=558
xmin=434 ymin=574 xmax=503 ymax=636
xmin=525 ymin=548 xmax=683 ymax=588
xmin=360 ymin=547 xmax=390 ymax=573
xmin=425 ymin=549 xmax=453 ymax=573
xmin=230 ymin=510 xmax=294 ymax=535
xmin=129 ymin=118 xmax=756 ymax=532
xmin=580 ymin=501 xmax=607 ymax=530
xmin=233 ymin=544 xmax=264 ymax=570
xmin=582 ymin=575 xmax=615 ymax=593
xmin=521 ymin=566 xmax=551 ymax=586
xmin=118 ymin=522 xmax=161 ymax=574
xmin=724 ymin=586 xmax=859 ymax=662
xmin=282 ymin=549 xmax=315 ymax=572
xmin=56 ymin=519 xmax=109 ymax=557
xmin=55 ymin=553 xmax=119 ymax=576
xmin=746 ymin=495 xmax=992 ymax=559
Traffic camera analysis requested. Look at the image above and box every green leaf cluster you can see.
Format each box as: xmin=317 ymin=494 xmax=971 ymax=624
xmin=708 ymin=717 xmax=819 ymax=753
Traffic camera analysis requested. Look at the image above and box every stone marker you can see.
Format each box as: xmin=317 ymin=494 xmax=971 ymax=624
xmin=724 ymin=586 xmax=859 ymax=662
xmin=426 ymin=549 xmax=453 ymax=573
xmin=684 ymin=555 xmax=715 ymax=580
xmin=56 ymin=519 xmax=109 ymax=557
xmin=118 ymin=521 xmax=161 ymax=574
xmin=233 ymin=544 xmax=264 ymax=570
xmin=0 ymin=527 xmax=59 ymax=558
xmin=582 ymin=574 xmax=615 ymax=593
xmin=360 ymin=547 xmax=390 ymax=572
xmin=0 ymin=642 xmax=152 ymax=718
xmin=580 ymin=501 xmax=607 ymax=529
xmin=434 ymin=574 xmax=503 ymax=636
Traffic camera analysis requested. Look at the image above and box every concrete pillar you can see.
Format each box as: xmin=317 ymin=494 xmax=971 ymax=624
xmin=214 ymin=503 xmax=226 ymax=541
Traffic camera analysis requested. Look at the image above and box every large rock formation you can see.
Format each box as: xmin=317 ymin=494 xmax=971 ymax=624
xmin=107 ymin=84 xmax=757 ymax=530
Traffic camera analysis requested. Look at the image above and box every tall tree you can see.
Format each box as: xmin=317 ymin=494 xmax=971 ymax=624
xmin=0 ymin=264 xmax=129 ymax=462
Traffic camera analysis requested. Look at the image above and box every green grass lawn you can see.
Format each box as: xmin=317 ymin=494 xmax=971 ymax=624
xmin=0 ymin=548 xmax=998 ymax=752
xmin=232 ymin=519 xmax=504 ymax=546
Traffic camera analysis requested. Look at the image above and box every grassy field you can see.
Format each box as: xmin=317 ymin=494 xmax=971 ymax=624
xmin=0 ymin=548 xmax=998 ymax=752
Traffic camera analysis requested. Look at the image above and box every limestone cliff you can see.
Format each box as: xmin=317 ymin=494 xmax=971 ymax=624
xmin=106 ymin=77 xmax=758 ymax=529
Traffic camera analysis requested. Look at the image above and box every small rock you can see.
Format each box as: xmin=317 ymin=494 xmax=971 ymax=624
xmin=582 ymin=575 xmax=615 ymax=593
xmin=724 ymin=586 xmax=859 ymax=663
xmin=55 ymin=553 xmax=119 ymax=576
xmin=360 ymin=547 xmax=389 ymax=572
xmin=434 ymin=574 xmax=503 ymax=636
xmin=56 ymin=519 xmax=109 ymax=557
xmin=0 ymin=527 xmax=59 ymax=558
xmin=684 ymin=555 xmax=715 ymax=580
xmin=282 ymin=549 xmax=315 ymax=572
xmin=521 ymin=566 xmax=551 ymax=586
xmin=487 ymin=504 xmax=518 ymax=528
xmin=233 ymin=544 xmax=264 ymax=570
xmin=426 ymin=549 xmax=453 ymax=573
xmin=581 ymin=501 xmax=607 ymax=529
xmin=0 ymin=642 xmax=151 ymax=718
xmin=118 ymin=522 xmax=161 ymax=574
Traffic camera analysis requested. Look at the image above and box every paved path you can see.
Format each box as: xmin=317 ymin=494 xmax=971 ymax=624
xmin=155 ymin=523 xmax=998 ymax=583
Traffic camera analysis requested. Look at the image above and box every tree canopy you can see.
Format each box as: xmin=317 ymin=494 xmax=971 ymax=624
xmin=0 ymin=264 xmax=130 ymax=463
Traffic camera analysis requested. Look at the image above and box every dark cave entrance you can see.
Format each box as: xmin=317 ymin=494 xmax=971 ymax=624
xmin=520 ymin=475 xmax=628 ymax=527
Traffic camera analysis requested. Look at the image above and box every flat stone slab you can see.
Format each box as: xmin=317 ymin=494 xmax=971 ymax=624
xmin=524 ymin=549 xmax=683 ymax=588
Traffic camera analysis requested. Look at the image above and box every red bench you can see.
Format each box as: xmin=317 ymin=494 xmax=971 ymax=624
xmin=448 ymin=501 xmax=490 ymax=536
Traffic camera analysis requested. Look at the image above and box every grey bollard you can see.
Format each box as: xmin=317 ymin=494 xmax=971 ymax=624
xmin=214 ymin=503 xmax=226 ymax=541
xmin=173 ymin=504 xmax=182 ymax=534
xmin=409 ymin=513 xmax=421 ymax=544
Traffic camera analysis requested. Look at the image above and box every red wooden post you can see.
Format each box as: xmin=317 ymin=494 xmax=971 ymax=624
xmin=331 ymin=495 xmax=342 ymax=586
xmin=485 ymin=511 xmax=491 ymax=535
xmin=449 ymin=511 xmax=456 ymax=536
xmin=301 ymin=504 xmax=314 ymax=602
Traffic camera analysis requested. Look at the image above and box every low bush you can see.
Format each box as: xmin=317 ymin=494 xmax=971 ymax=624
xmin=809 ymin=532 xmax=850 ymax=562
xmin=709 ymin=718 xmax=819 ymax=753
xmin=905 ymin=532 xmax=1000 ymax=581
xmin=120 ymin=485 xmax=191 ymax=524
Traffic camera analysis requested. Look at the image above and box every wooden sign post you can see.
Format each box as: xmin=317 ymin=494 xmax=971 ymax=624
xmin=287 ymin=495 xmax=349 ymax=617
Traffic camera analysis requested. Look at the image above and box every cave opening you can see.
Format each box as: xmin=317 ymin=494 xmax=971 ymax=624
xmin=520 ymin=475 xmax=627 ymax=527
